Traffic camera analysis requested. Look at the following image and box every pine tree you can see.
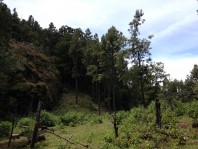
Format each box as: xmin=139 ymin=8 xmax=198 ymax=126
xmin=128 ymin=10 xmax=153 ymax=107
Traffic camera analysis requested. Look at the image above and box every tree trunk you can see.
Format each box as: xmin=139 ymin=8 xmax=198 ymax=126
xmin=98 ymin=83 xmax=101 ymax=116
xmin=107 ymin=83 xmax=111 ymax=113
xmin=155 ymin=98 xmax=161 ymax=128
xmin=92 ymin=81 xmax=95 ymax=102
xmin=112 ymin=78 xmax=118 ymax=137
xmin=137 ymin=51 xmax=146 ymax=107
xmin=113 ymin=112 xmax=118 ymax=138
xmin=75 ymin=78 xmax=78 ymax=104
xmin=30 ymin=101 xmax=42 ymax=149
xmin=140 ymin=74 xmax=146 ymax=107
xmin=8 ymin=119 xmax=15 ymax=148
xmin=112 ymin=50 xmax=118 ymax=137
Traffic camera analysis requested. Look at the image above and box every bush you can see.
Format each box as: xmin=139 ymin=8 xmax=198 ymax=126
xmin=161 ymin=108 xmax=177 ymax=126
xmin=18 ymin=117 xmax=34 ymax=127
xmin=60 ymin=112 xmax=89 ymax=126
xmin=40 ymin=111 xmax=58 ymax=127
xmin=116 ymin=111 xmax=129 ymax=125
xmin=170 ymin=99 xmax=186 ymax=116
xmin=192 ymin=119 xmax=198 ymax=128
xmin=0 ymin=121 xmax=11 ymax=137
xmin=104 ymin=131 xmax=114 ymax=143
xmin=114 ymin=133 xmax=129 ymax=148
xmin=90 ymin=116 xmax=103 ymax=124
xmin=186 ymin=101 xmax=198 ymax=118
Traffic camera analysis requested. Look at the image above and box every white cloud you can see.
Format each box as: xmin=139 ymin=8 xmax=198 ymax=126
xmin=155 ymin=56 xmax=198 ymax=81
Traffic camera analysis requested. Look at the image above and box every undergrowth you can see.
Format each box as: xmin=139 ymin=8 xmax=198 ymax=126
xmin=0 ymin=99 xmax=197 ymax=148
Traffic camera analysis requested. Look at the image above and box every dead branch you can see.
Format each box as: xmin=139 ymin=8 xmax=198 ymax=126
xmin=43 ymin=129 xmax=88 ymax=148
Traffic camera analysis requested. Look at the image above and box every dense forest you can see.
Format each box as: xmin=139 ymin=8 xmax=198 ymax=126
xmin=0 ymin=1 xmax=198 ymax=148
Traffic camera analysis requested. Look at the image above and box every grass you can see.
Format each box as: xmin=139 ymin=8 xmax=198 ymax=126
xmin=35 ymin=117 xmax=112 ymax=149
xmin=53 ymin=90 xmax=99 ymax=114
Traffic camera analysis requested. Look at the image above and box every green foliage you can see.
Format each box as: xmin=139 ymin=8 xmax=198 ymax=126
xmin=166 ymin=99 xmax=198 ymax=118
xmin=60 ymin=111 xmax=91 ymax=126
xmin=185 ymin=101 xmax=198 ymax=118
xmin=116 ymin=111 xmax=129 ymax=125
xmin=90 ymin=116 xmax=103 ymax=124
xmin=192 ymin=119 xmax=198 ymax=128
xmin=0 ymin=121 xmax=11 ymax=137
xmin=103 ymin=100 xmax=191 ymax=148
xmin=103 ymin=131 xmax=114 ymax=143
xmin=102 ymin=142 xmax=120 ymax=149
xmin=17 ymin=117 xmax=34 ymax=127
xmin=161 ymin=107 xmax=177 ymax=127
xmin=40 ymin=110 xmax=59 ymax=127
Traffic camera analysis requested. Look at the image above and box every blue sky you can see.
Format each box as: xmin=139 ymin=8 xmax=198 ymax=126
xmin=4 ymin=0 xmax=198 ymax=80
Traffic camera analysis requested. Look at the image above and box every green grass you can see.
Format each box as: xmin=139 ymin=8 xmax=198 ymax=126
xmin=53 ymin=91 xmax=99 ymax=114
xmin=34 ymin=117 xmax=112 ymax=149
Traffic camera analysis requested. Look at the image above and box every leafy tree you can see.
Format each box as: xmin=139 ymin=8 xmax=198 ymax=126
xmin=128 ymin=10 xmax=153 ymax=107
xmin=101 ymin=26 xmax=126 ymax=137
xmin=0 ymin=1 xmax=12 ymax=47
xmin=43 ymin=22 xmax=60 ymax=55
xmin=53 ymin=26 xmax=75 ymax=85
xmin=69 ymin=29 xmax=86 ymax=104
xmin=148 ymin=62 xmax=168 ymax=101
xmin=83 ymin=32 xmax=103 ymax=114
xmin=18 ymin=15 xmax=42 ymax=44
xmin=11 ymin=8 xmax=22 ymax=41
xmin=189 ymin=64 xmax=198 ymax=82
xmin=184 ymin=64 xmax=198 ymax=100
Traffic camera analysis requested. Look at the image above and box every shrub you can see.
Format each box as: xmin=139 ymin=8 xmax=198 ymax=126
xmin=114 ymin=133 xmax=129 ymax=148
xmin=0 ymin=121 xmax=11 ymax=137
xmin=161 ymin=108 xmax=177 ymax=126
xmin=186 ymin=101 xmax=198 ymax=118
xmin=40 ymin=111 xmax=58 ymax=127
xmin=104 ymin=131 xmax=114 ymax=143
xmin=102 ymin=142 xmax=120 ymax=149
xmin=192 ymin=119 xmax=198 ymax=128
xmin=61 ymin=112 xmax=78 ymax=126
xmin=116 ymin=111 xmax=129 ymax=125
xmin=60 ymin=112 xmax=89 ymax=126
xmin=168 ymin=99 xmax=186 ymax=116
xmin=18 ymin=117 xmax=34 ymax=127
xmin=90 ymin=116 xmax=103 ymax=124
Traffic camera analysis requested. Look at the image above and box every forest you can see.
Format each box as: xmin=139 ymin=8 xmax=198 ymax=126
xmin=0 ymin=1 xmax=198 ymax=148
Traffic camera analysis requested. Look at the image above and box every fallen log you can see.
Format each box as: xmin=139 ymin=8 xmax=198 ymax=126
xmin=43 ymin=129 xmax=88 ymax=148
